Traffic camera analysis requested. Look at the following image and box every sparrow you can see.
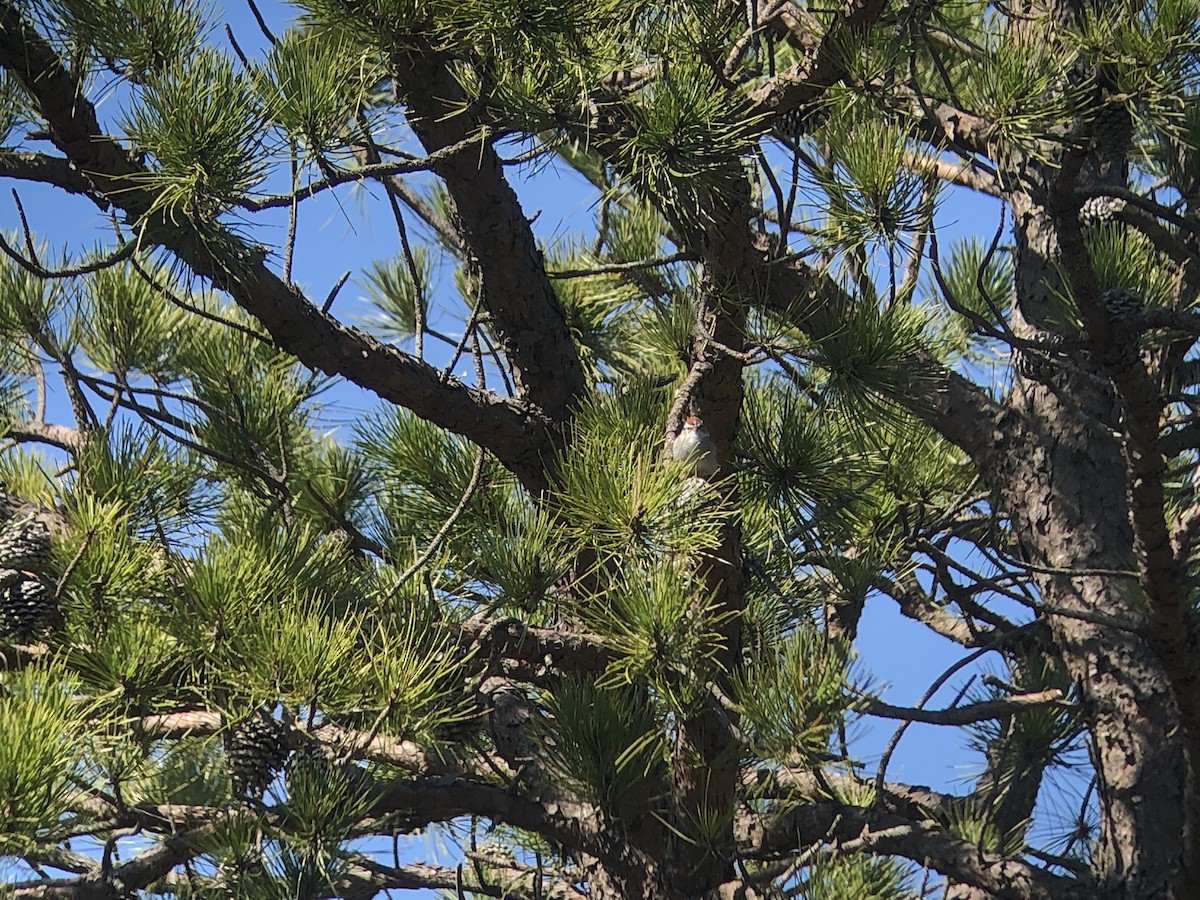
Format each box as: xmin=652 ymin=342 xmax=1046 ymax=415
xmin=670 ymin=415 xmax=719 ymax=479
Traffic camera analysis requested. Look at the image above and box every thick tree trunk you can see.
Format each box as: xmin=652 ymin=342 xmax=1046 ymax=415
xmin=994 ymin=375 xmax=1190 ymax=897
xmin=667 ymin=221 xmax=750 ymax=897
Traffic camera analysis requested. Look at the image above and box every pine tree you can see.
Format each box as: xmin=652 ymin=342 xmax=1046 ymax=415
xmin=0 ymin=0 xmax=1198 ymax=897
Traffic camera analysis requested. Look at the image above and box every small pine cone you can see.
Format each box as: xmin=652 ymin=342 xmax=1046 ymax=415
xmin=1033 ymin=331 xmax=1067 ymax=350
xmin=1014 ymin=331 xmax=1066 ymax=382
xmin=1102 ymin=288 xmax=1144 ymax=323
xmin=0 ymin=488 xmax=20 ymax=522
xmin=0 ymin=578 xmax=55 ymax=641
xmin=1014 ymin=350 xmax=1039 ymax=380
xmin=776 ymin=106 xmax=804 ymax=138
xmin=284 ymin=739 xmax=349 ymax=784
xmin=0 ymin=515 xmax=50 ymax=572
xmin=471 ymin=840 xmax=517 ymax=868
xmin=226 ymin=709 xmax=289 ymax=800
xmin=1079 ymin=196 xmax=1126 ymax=225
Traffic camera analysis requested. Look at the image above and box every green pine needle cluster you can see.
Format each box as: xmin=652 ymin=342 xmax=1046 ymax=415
xmin=735 ymin=630 xmax=859 ymax=763
xmin=255 ymin=28 xmax=383 ymax=162
xmin=542 ymin=677 xmax=667 ymax=815
xmin=0 ymin=665 xmax=95 ymax=855
xmin=123 ymin=49 xmax=267 ymax=223
xmin=47 ymin=0 xmax=211 ymax=82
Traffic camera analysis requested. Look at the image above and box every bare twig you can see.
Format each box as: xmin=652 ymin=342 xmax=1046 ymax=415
xmin=0 ymin=230 xmax=136 ymax=279
xmin=11 ymin=188 xmax=37 ymax=264
xmin=244 ymin=0 xmax=278 ymax=46
xmin=441 ymin=286 xmax=485 ymax=384
xmin=861 ymin=689 xmax=1070 ymax=726
xmin=126 ymin=254 xmax=273 ymax=345
xmin=546 ymin=252 xmax=695 ymax=279
xmin=54 ymin=527 xmax=95 ymax=601
xmin=321 ymin=270 xmax=352 ymax=315
xmin=873 ymin=623 xmax=1041 ymax=798
xmin=283 ymin=146 xmax=299 ymax=285
xmin=223 ymin=23 xmax=250 ymax=69
xmin=238 ymin=134 xmax=491 ymax=212
xmin=664 ymin=359 xmax=714 ymax=455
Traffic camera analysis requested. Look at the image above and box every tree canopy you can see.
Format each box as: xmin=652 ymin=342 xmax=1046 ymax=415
xmin=0 ymin=0 xmax=1199 ymax=897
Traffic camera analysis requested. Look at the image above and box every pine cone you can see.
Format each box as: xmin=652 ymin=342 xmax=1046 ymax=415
xmin=226 ymin=709 xmax=289 ymax=800
xmin=1102 ymin=288 xmax=1144 ymax=324
xmin=0 ymin=578 xmax=55 ymax=641
xmin=1015 ymin=331 xmax=1067 ymax=383
xmin=775 ymin=106 xmax=804 ymax=138
xmin=0 ymin=515 xmax=50 ymax=572
xmin=0 ymin=487 xmax=21 ymax=522
xmin=1079 ymin=196 xmax=1126 ymax=225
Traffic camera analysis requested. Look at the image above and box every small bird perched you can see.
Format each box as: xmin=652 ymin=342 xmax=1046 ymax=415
xmin=670 ymin=415 xmax=719 ymax=479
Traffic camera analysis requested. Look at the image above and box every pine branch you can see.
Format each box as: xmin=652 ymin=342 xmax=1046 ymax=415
xmin=737 ymin=801 xmax=1092 ymax=900
xmin=753 ymin=236 xmax=1008 ymax=471
xmin=460 ymin=616 xmax=613 ymax=684
xmin=0 ymin=150 xmax=107 ymax=208
xmin=0 ymin=6 xmax=551 ymax=488
xmin=389 ymin=51 xmax=588 ymax=422
xmin=903 ymin=150 xmax=1003 ymax=197
xmin=745 ymin=766 xmax=959 ymax=821
xmin=749 ymin=0 xmax=890 ymax=134
xmin=1 ymin=419 xmax=82 ymax=452
xmin=21 ymin=849 xmax=98 ymax=876
xmin=236 ymin=134 xmax=493 ymax=212
xmin=874 ymin=625 xmax=1044 ymax=797
xmin=1081 ymin=184 xmax=1200 ymax=242
xmin=329 ymin=857 xmax=585 ymax=899
xmin=924 ymin=26 xmax=986 ymax=60
xmin=367 ymin=774 xmax=596 ymax=854
xmin=893 ymin=84 xmax=1003 ymax=160
xmin=73 ymin=778 xmax=595 ymax=888
xmin=861 ymin=689 xmax=1070 ymax=726
xmin=872 ymin=571 xmax=992 ymax=646
xmin=133 ymin=709 xmax=468 ymax=776
xmin=547 ymin=252 xmax=695 ymax=279
xmin=1053 ymin=202 xmax=1200 ymax=792
xmin=1110 ymin=204 xmax=1200 ymax=286
xmin=6 ymin=825 xmax=216 ymax=899
xmin=0 ymin=230 xmax=136 ymax=279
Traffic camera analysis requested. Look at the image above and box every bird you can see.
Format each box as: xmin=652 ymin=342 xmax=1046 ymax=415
xmin=670 ymin=415 xmax=719 ymax=479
